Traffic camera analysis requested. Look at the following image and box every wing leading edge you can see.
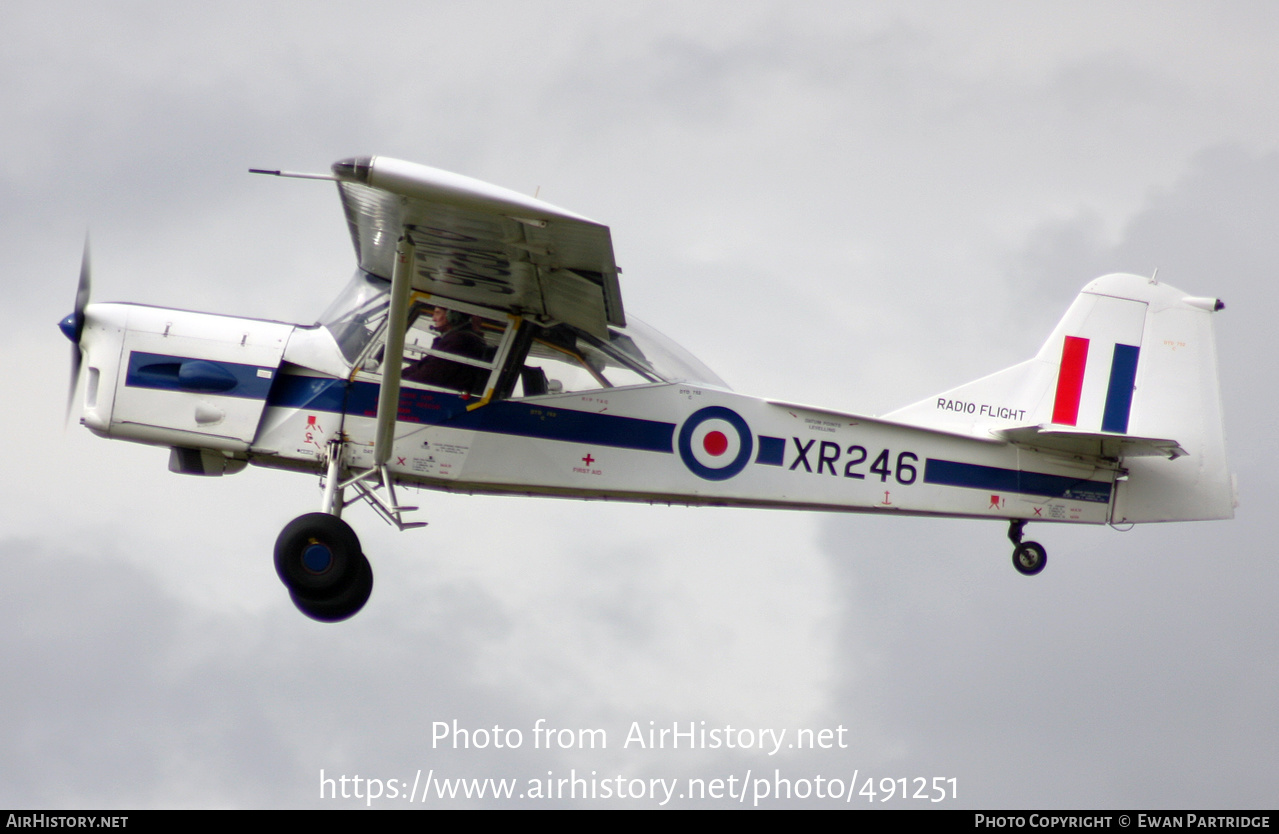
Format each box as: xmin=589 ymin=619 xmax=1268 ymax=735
xmin=331 ymin=156 xmax=624 ymax=339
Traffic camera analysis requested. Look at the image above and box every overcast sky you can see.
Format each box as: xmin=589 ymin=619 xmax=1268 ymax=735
xmin=3 ymin=1 xmax=1277 ymax=808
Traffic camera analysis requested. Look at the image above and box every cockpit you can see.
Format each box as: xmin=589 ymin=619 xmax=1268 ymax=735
xmin=318 ymin=270 xmax=728 ymax=400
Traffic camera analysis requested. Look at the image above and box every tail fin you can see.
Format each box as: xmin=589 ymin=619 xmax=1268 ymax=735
xmin=885 ymin=273 xmax=1234 ymax=523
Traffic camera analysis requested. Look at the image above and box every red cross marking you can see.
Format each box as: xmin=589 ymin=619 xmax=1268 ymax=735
xmin=582 ymin=454 xmax=595 ymax=466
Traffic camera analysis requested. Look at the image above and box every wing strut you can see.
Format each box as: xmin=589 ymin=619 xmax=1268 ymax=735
xmin=335 ymin=231 xmax=428 ymax=531
xmin=374 ymin=232 xmax=415 ymax=467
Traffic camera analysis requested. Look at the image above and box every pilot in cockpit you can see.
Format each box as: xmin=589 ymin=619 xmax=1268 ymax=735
xmin=402 ymin=306 xmax=487 ymax=393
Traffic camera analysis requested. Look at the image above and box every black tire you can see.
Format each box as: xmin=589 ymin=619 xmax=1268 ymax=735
xmin=274 ymin=513 xmax=362 ymax=598
xmin=291 ymin=554 xmax=374 ymax=623
xmin=1012 ymin=541 xmax=1048 ymax=576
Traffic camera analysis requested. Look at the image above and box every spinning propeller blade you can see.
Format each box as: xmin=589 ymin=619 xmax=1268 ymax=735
xmin=62 ymin=236 xmax=91 ymax=422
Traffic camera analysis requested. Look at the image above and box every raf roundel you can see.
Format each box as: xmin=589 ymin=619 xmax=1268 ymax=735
xmin=678 ymin=406 xmax=754 ymax=481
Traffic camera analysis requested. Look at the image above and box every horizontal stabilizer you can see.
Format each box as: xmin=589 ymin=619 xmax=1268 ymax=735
xmin=994 ymin=425 xmax=1187 ymax=460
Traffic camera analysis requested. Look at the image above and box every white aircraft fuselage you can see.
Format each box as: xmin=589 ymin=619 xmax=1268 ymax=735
xmin=63 ymin=156 xmax=1234 ymax=620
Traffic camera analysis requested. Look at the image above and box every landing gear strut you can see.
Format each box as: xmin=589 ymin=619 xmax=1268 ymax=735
xmin=276 ymin=422 xmax=428 ymax=620
xmin=1007 ymin=519 xmax=1047 ymax=576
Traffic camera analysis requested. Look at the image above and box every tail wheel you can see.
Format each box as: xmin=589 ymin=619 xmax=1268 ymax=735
xmin=1012 ymin=541 xmax=1048 ymax=576
xmin=275 ymin=513 xmax=362 ymax=599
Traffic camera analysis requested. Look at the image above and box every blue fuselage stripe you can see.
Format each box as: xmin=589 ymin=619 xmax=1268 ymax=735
xmin=265 ymin=376 xmax=676 ymax=453
xmin=460 ymin=403 xmax=675 ymax=451
xmin=266 ymin=374 xmax=348 ymax=412
xmin=125 ymin=352 xmax=276 ymax=399
xmin=755 ymin=435 xmax=786 ymax=466
xmin=923 ymin=458 xmax=1112 ymax=504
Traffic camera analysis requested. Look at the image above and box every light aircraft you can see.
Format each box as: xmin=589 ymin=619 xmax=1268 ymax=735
xmin=62 ymin=156 xmax=1235 ymax=622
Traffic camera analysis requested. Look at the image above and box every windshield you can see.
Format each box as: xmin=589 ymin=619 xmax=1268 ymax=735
xmin=319 ymin=271 xmax=391 ymax=363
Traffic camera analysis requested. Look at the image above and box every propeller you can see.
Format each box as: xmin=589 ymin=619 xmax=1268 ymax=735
xmin=59 ymin=236 xmax=92 ymax=422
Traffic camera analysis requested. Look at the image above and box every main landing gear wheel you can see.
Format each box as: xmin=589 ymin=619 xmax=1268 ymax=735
xmin=1012 ymin=541 xmax=1047 ymax=576
xmin=275 ymin=513 xmax=373 ymax=622
xmin=290 ymin=555 xmax=373 ymax=623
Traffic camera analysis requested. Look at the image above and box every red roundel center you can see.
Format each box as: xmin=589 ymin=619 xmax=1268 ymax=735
xmin=702 ymin=430 xmax=729 ymax=456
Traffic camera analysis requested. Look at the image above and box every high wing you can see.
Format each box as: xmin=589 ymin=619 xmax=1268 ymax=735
xmin=331 ymin=156 xmax=624 ymax=339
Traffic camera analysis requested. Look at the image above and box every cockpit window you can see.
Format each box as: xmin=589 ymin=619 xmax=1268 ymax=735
xmin=319 ymin=270 xmax=391 ymax=363
xmin=612 ymin=317 xmax=729 ymax=389
xmin=323 ymin=270 xmax=730 ymax=400
xmin=512 ymin=317 xmax=729 ymax=397
xmin=517 ymin=328 xmax=651 ymax=396
xmin=399 ymin=303 xmax=495 ymax=394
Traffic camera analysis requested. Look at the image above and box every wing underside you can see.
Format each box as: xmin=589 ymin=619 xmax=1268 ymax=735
xmin=333 ymin=156 xmax=624 ymax=339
